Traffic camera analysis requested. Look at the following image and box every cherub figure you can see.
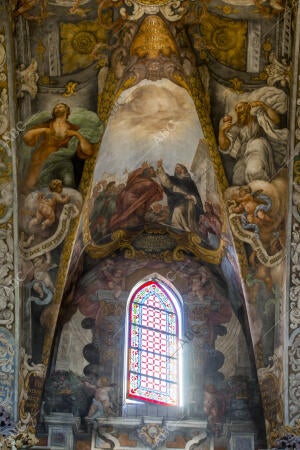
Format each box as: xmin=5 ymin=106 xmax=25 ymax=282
xmin=84 ymin=376 xmax=115 ymax=419
xmin=228 ymin=186 xmax=272 ymax=237
xmin=29 ymin=179 xmax=70 ymax=230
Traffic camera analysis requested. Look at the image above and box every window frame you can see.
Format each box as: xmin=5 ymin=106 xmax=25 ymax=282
xmin=123 ymin=274 xmax=183 ymax=408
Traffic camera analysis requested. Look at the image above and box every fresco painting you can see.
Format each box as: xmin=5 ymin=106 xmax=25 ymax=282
xmin=87 ymin=79 xmax=224 ymax=257
xmin=0 ymin=0 xmax=298 ymax=449
xmin=18 ymin=104 xmax=103 ymax=359
xmin=214 ymin=85 xmax=289 ymax=369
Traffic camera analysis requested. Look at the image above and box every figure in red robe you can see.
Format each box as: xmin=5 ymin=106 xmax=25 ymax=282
xmin=109 ymin=163 xmax=163 ymax=230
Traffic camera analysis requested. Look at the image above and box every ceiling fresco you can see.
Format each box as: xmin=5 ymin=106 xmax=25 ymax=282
xmin=0 ymin=0 xmax=299 ymax=449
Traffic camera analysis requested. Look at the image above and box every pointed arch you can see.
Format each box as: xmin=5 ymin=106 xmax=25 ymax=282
xmin=124 ymin=274 xmax=183 ymax=407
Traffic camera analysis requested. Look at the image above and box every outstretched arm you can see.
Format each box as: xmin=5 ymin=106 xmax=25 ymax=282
xmin=83 ymin=380 xmax=96 ymax=392
xmin=157 ymin=161 xmax=172 ymax=190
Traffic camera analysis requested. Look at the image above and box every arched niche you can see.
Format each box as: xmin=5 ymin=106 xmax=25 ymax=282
xmin=41 ymin=76 xmax=267 ymax=448
xmin=14 ymin=13 xmax=275 ymax=448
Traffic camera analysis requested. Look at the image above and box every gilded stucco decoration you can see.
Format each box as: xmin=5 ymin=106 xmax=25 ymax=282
xmin=289 ymin=331 xmax=300 ymax=422
xmin=0 ymin=327 xmax=15 ymax=413
xmin=120 ymin=0 xmax=187 ymax=22
xmin=60 ymin=21 xmax=108 ymax=74
xmin=18 ymin=348 xmax=46 ymax=430
xmin=0 ymin=32 xmax=14 ymax=334
xmin=16 ymin=60 xmax=39 ymax=99
xmin=0 ymin=24 xmax=17 ymax=422
xmin=0 ymin=226 xmax=14 ymax=329
xmin=198 ymin=11 xmax=247 ymax=70
xmin=63 ymin=81 xmax=78 ymax=97
xmin=130 ymin=16 xmax=178 ymax=59
xmin=0 ymin=53 xmax=21 ymax=375
xmin=265 ymin=53 xmax=292 ymax=88
xmin=253 ymin=52 xmax=292 ymax=87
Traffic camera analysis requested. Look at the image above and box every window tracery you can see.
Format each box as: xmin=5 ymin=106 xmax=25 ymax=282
xmin=125 ymin=277 xmax=183 ymax=407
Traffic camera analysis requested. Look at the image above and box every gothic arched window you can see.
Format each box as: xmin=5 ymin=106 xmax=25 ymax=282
xmin=124 ymin=275 xmax=183 ymax=407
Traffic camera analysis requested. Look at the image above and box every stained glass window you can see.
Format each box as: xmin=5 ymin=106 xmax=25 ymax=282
xmin=125 ymin=278 xmax=182 ymax=406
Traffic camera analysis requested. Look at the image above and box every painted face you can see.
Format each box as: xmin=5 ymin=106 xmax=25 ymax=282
xmin=106 ymin=182 xmax=116 ymax=193
xmin=55 ymin=180 xmax=63 ymax=192
xmin=53 ymin=103 xmax=68 ymax=118
xmin=50 ymin=179 xmax=63 ymax=192
xmin=144 ymin=167 xmax=156 ymax=178
xmin=235 ymin=102 xmax=250 ymax=126
xmin=175 ymin=164 xmax=187 ymax=178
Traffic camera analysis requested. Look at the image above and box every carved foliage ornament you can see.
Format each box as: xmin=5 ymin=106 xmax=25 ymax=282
xmin=0 ymin=32 xmax=14 ymax=334
xmin=120 ymin=0 xmax=187 ymax=22
xmin=0 ymin=328 xmax=14 ymax=411
xmin=16 ymin=60 xmax=39 ymax=99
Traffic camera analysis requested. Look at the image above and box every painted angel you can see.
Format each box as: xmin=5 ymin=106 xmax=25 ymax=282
xmin=21 ymin=103 xmax=104 ymax=192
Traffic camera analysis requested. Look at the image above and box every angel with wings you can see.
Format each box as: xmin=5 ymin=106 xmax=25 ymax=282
xmin=22 ymin=102 xmax=103 ymax=192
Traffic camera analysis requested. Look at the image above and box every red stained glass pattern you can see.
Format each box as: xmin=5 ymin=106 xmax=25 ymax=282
xmin=127 ymin=280 xmax=180 ymax=406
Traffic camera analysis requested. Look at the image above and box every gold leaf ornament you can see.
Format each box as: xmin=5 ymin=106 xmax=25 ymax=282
xmin=60 ymin=21 xmax=107 ymax=74
xmin=130 ymin=15 xmax=178 ymax=59
xmin=199 ymin=11 xmax=247 ymax=70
